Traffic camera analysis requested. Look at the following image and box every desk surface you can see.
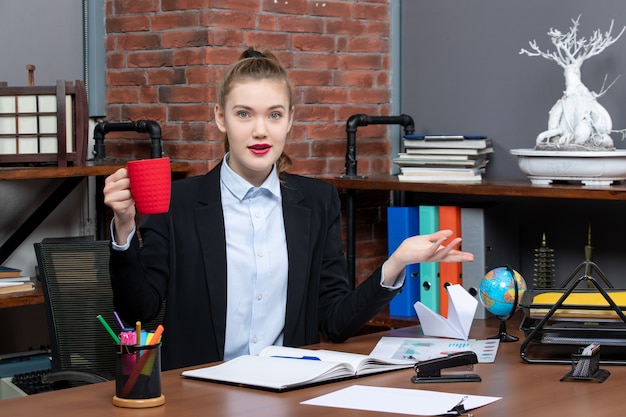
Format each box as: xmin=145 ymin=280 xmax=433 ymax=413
xmin=2 ymin=317 xmax=623 ymax=416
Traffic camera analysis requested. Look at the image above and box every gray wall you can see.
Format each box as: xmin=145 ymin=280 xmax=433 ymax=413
xmin=0 ymin=1 xmax=86 ymax=356
xmin=0 ymin=0 xmax=83 ymax=86
xmin=400 ymin=0 xmax=626 ymax=179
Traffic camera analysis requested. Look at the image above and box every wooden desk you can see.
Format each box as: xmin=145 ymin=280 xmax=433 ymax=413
xmin=2 ymin=317 xmax=623 ymax=416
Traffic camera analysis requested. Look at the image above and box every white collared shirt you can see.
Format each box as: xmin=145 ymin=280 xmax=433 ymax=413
xmin=220 ymin=156 xmax=288 ymax=360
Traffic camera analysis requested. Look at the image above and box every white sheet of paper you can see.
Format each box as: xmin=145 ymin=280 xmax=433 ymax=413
xmin=301 ymin=384 xmax=501 ymax=416
xmin=413 ymin=284 xmax=478 ymax=340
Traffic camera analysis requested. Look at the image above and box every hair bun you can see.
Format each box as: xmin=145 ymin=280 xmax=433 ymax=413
xmin=244 ymin=50 xmax=264 ymax=58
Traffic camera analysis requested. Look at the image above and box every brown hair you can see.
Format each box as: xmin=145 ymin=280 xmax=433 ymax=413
xmin=218 ymin=46 xmax=294 ymax=173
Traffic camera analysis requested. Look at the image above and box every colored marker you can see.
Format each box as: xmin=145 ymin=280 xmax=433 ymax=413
xmin=96 ymin=314 xmax=121 ymax=344
xmin=113 ymin=311 xmax=125 ymax=329
xmin=135 ymin=321 xmax=141 ymax=346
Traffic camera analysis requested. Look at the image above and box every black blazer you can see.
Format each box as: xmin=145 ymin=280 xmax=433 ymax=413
xmin=110 ymin=162 xmax=399 ymax=370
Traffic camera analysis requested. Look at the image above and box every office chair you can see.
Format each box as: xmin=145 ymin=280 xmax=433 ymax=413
xmin=34 ymin=238 xmax=116 ymax=387
xmin=35 ymin=237 xmax=166 ymax=390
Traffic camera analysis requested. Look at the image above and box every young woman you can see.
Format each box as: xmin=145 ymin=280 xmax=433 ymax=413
xmin=103 ymin=47 xmax=473 ymax=370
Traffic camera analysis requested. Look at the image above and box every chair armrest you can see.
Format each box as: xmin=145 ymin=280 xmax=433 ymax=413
xmin=42 ymin=370 xmax=112 ymax=385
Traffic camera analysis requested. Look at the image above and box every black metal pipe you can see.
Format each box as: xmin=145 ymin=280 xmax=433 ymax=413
xmin=344 ymin=114 xmax=415 ymax=178
xmin=341 ymin=114 xmax=415 ymax=288
xmin=93 ymin=120 xmax=163 ymax=160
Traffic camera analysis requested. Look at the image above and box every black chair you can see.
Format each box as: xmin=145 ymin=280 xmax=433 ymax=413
xmin=34 ymin=238 xmax=116 ymax=387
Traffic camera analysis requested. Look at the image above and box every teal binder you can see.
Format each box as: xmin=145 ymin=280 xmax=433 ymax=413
xmin=418 ymin=205 xmax=440 ymax=313
xmin=387 ymin=207 xmax=420 ymax=317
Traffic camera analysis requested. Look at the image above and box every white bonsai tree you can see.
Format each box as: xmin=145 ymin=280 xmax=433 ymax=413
xmin=520 ymin=16 xmax=626 ymax=151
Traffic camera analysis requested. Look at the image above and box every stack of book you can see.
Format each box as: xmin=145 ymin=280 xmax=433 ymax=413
xmin=0 ymin=266 xmax=35 ymax=295
xmin=393 ymin=135 xmax=493 ymax=183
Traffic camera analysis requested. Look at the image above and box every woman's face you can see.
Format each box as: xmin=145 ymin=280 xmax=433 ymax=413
xmin=215 ymin=78 xmax=293 ymax=186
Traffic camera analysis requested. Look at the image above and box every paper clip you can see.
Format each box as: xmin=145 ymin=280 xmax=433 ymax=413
xmin=447 ymin=395 xmax=473 ymax=416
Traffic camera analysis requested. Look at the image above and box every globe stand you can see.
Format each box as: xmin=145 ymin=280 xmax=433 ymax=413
xmin=489 ymin=318 xmax=518 ymax=342
xmin=487 ymin=267 xmax=520 ymax=343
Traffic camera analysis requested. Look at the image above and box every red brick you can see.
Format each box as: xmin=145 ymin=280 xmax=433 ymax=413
xmin=185 ymin=66 xmax=216 ymax=84
xmin=294 ymin=53 xmax=339 ymax=70
xmin=107 ymin=15 xmax=151 ymax=32
xmin=258 ymin=15 xmax=277 ymax=31
xmin=161 ymin=0 xmax=207 ymax=11
xmin=173 ymin=49 xmax=206 ymax=66
xmin=206 ymin=11 xmax=257 ymax=29
xmin=113 ymin=0 xmax=158 ymax=15
xmin=127 ymin=51 xmax=175 ymax=68
xmin=297 ymin=105 xmax=335 ymax=122
xmin=146 ymin=68 xmax=187 ymax=85
xmin=289 ymin=70 xmax=333 ymax=87
xmin=117 ymin=33 xmax=162 ymax=51
xmin=211 ymin=0 xmax=260 ymax=12
xmin=306 ymin=123 xmax=345 ymax=140
xmin=348 ymin=88 xmax=390 ymax=104
xmin=277 ymin=16 xmax=323 ymax=33
xmin=242 ymin=32 xmax=290 ymax=50
xmin=107 ymin=87 xmax=139 ymax=103
xmin=162 ymin=30 xmax=210 ymax=48
xmin=325 ymin=19 xmax=368 ymax=35
xmin=284 ymin=141 xmax=311 ymax=158
xmin=168 ymin=104 xmax=212 ymax=122
xmin=107 ymin=71 xmax=147 ymax=86
xmin=354 ymin=3 xmax=389 ymax=20
xmin=180 ymin=122 xmax=211 ymax=140
xmin=210 ymin=29 xmax=245 ymax=47
xmin=159 ymin=86 xmax=212 ymax=103
xmin=139 ymin=87 xmax=159 ymax=103
xmin=348 ymin=37 xmax=388 ymax=53
xmin=121 ymin=105 xmax=167 ymax=122
xmin=339 ymin=54 xmax=384 ymax=70
xmin=367 ymin=20 xmax=390 ymax=37
xmin=152 ymin=12 xmax=200 ymax=30
xmin=303 ymin=87 xmax=348 ymax=104
xmin=292 ymin=34 xmax=335 ymax=52
xmin=307 ymin=1 xmax=352 ymax=17
xmin=334 ymin=71 xmax=375 ymax=87
xmin=107 ymin=52 xmax=127 ymax=69
xmin=263 ymin=0 xmax=308 ymax=15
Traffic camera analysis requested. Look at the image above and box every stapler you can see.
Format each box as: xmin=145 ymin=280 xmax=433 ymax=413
xmin=411 ymin=351 xmax=481 ymax=383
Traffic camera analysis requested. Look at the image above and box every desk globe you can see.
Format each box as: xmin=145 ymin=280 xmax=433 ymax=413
xmin=479 ymin=266 xmax=527 ymax=342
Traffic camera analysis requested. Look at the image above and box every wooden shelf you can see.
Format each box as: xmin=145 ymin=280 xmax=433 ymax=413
xmin=0 ymin=160 xmax=190 ymax=181
xmin=0 ymin=282 xmax=44 ymax=309
xmin=320 ymin=175 xmax=626 ymax=201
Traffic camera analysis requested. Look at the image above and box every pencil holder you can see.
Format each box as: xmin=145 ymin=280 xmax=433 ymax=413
xmin=560 ymin=346 xmax=610 ymax=383
xmin=112 ymin=343 xmax=165 ymax=408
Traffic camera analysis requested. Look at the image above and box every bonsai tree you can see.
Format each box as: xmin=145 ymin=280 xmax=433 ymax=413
xmin=520 ymin=16 xmax=626 ymax=151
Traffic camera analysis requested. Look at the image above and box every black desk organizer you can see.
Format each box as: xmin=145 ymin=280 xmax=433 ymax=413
xmin=519 ymin=273 xmax=626 ymax=365
xmin=560 ymin=346 xmax=610 ymax=383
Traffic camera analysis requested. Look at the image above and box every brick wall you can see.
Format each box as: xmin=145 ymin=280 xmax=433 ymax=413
xmin=104 ymin=0 xmax=393 ymax=284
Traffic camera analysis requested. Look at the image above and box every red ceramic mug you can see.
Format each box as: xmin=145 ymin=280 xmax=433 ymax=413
xmin=127 ymin=157 xmax=171 ymax=214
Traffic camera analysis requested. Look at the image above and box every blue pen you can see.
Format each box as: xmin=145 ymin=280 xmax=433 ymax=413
xmin=271 ymin=355 xmax=321 ymax=361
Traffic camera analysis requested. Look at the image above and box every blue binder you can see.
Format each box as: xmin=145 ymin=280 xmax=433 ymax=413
xmin=418 ymin=205 xmax=440 ymax=313
xmin=387 ymin=207 xmax=420 ymax=317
